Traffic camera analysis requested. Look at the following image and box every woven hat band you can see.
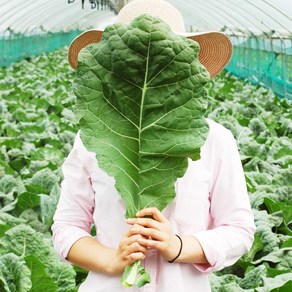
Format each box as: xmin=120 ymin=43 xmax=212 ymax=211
xmin=189 ymin=32 xmax=233 ymax=78
xmin=68 ymin=30 xmax=103 ymax=70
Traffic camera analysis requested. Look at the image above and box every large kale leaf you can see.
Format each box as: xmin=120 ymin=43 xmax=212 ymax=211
xmin=74 ymin=14 xmax=210 ymax=218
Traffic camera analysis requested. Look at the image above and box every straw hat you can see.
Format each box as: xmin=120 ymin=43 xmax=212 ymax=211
xmin=68 ymin=0 xmax=233 ymax=78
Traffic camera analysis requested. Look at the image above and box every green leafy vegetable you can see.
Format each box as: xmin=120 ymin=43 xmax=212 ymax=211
xmin=74 ymin=14 xmax=209 ymax=217
xmin=25 ymin=256 xmax=58 ymax=292
xmin=0 ymin=253 xmax=31 ymax=292
xmin=74 ymin=14 xmax=209 ymax=287
xmin=0 ymin=224 xmax=77 ymax=292
xmin=40 ymin=183 xmax=61 ymax=228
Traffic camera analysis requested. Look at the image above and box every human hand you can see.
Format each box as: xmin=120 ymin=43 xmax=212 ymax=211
xmin=126 ymin=207 xmax=181 ymax=262
xmin=110 ymin=230 xmax=147 ymax=275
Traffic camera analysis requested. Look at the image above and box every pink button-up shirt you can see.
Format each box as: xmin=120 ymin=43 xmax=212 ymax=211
xmin=52 ymin=119 xmax=256 ymax=292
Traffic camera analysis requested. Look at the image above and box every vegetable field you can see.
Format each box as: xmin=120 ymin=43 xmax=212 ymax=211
xmin=0 ymin=48 xmax=291 ymax=291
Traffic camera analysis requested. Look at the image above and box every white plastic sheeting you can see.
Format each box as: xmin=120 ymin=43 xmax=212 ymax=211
xmin=175 ymin=0 xmax=292 ymax=35
xmin=0 ymin=0 xmax=115 ymax=34
xmin=0 ymin=0 xmax=292 ymax=35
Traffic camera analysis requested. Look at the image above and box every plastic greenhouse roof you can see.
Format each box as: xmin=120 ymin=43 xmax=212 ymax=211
xmin=0 ymin=0 xmax=115 ymax=34
xmin=0 ymin=0 xmax=292 ymax=36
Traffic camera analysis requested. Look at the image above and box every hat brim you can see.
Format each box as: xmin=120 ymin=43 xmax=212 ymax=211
xmin=187 ymin=32 xmax=233 ymax=78
xmin=68 ymin=29 xmax=232 ymax=78
xmin=68 ymin=29 xmax=103 ymax=70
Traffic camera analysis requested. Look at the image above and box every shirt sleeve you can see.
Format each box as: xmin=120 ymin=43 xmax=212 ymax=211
xmin=51 ymin=131 xmax=96 ymax=263
xmin=193 ymin=126 xmax=256 ymax=273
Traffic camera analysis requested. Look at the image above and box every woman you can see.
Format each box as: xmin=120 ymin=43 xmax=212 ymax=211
xmin=52 ymin=0 xmax=256 ymax=291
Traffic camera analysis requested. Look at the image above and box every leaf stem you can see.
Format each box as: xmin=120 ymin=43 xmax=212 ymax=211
xmin=121 ymin=260 xmax=140 ymax=287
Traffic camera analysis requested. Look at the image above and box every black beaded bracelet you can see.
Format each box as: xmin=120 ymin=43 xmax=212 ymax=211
xmin=168 ymin=234 xmax=183 ymax=263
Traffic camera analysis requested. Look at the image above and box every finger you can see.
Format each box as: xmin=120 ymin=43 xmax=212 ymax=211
xmin=120 ymin=233 xmax=144 ymax=250
xmin=136 ymin=207 xmax=167 ymax=223
xmin=126 ymin=241 xmax=148 ymax=255
xmin=130 ymin=225 xmax=165 ymax=242
xmin=127 ymin=217 xmax=162 ymax=231
xmin=124 ymin=228 xmax=135 ymax=238
xmin=127 ymin=252 xmax=146 ymax=263
xmin=137 ymin=237 xmax=167 ymax=251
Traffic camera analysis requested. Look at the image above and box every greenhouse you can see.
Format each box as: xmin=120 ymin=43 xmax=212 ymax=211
xmin=0 ymin=0 xmax=291 ymax=291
